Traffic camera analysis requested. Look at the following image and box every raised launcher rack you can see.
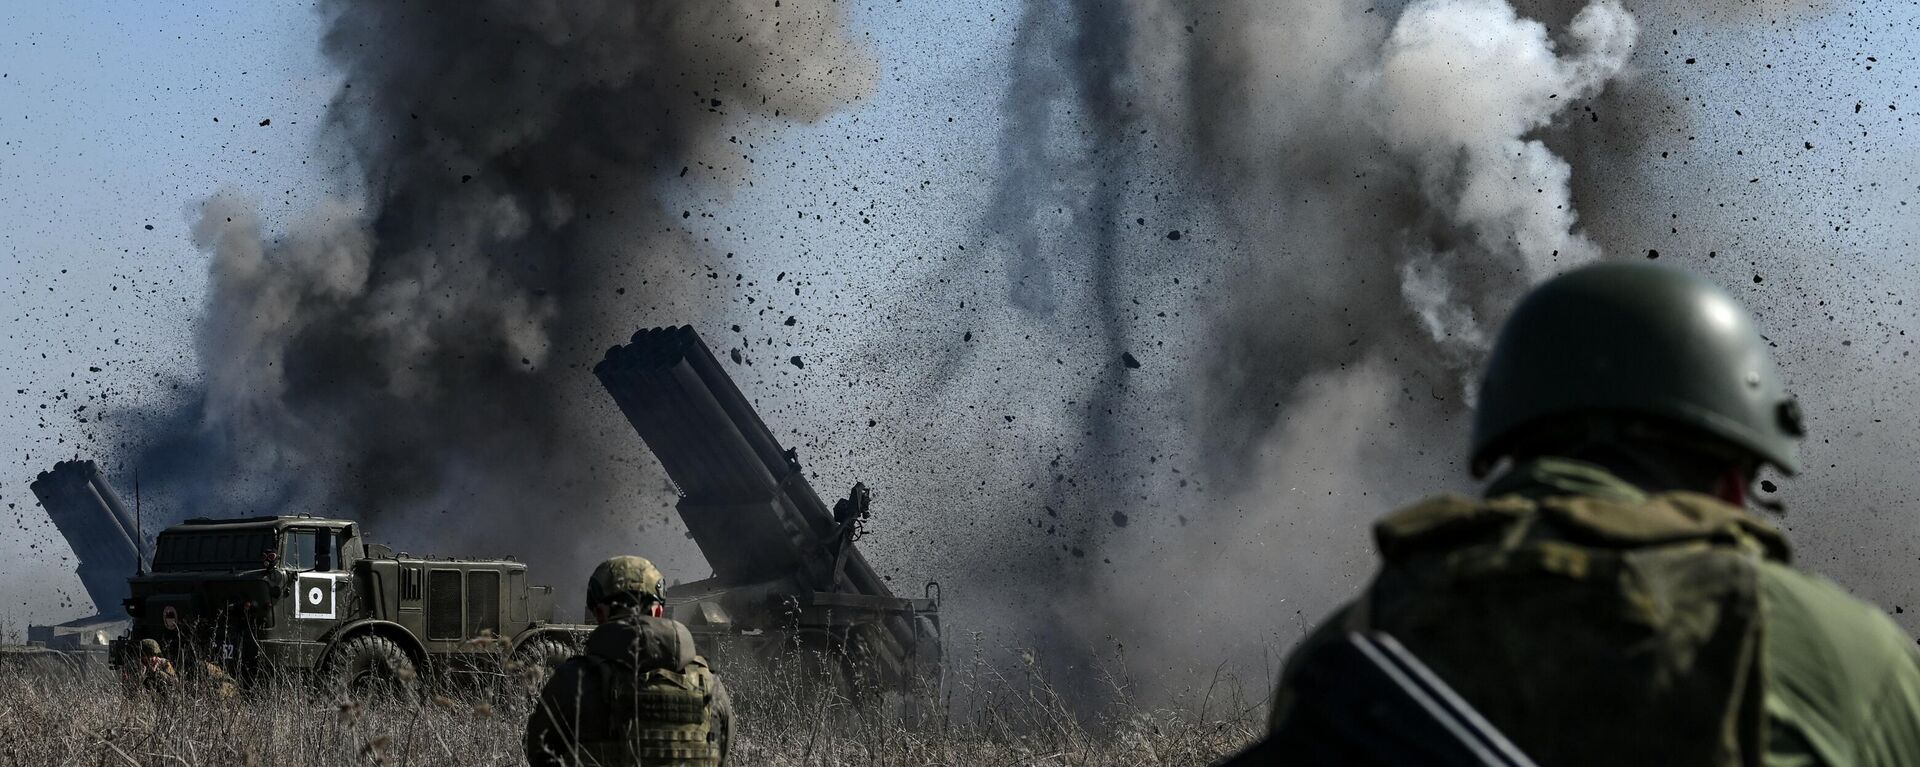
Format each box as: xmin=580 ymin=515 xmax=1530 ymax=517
xmin=24 ymin=460 xmax=145 ymax=655
xmin=594 ymin=326 xmax=942 ymax=695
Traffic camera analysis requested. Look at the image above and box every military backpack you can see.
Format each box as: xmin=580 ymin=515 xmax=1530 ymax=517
xmin=574 ymin=617 xmax=723 ymax=767
xmin=1347 ymin=489 xmax=1785 ymax=767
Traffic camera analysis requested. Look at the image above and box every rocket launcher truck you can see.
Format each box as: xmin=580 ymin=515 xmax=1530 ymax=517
xmin=22 ymin=470 xmax=589 ymax=691
xmin=593 ymin=325 xmax=943 ymax=695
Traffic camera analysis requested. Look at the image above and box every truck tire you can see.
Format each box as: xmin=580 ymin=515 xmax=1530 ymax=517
xmin=325 ymin=634 xmax=417 ymax=700
xmin=508 ymin=635 xmax=574 ymax=694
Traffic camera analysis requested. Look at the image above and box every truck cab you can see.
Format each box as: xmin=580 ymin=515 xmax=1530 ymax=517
xmin=115 ymin=515 xmax=583 ymax=691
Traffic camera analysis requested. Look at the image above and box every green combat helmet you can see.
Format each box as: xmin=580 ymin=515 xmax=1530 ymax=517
xmin=587 ymin=555 xmax=668 ymax=613
xmin=140 ymin=638 xmax=162 ymax=657
xmin=1470 ymin=261 xmax=1804 ymax=478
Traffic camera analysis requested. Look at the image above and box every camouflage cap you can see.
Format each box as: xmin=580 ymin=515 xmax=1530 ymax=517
xmin=140 ymin=638 xmax=162 ymax=656
xmin=587 ymin=555 xmax=667 ymax=610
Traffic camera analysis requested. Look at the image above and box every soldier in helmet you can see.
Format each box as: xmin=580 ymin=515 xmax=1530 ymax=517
xmin=525 ymin=556 xmax=732 ymax=767
xmin=135 ymin=638 xmax=178 ymax=693
xmin=1268 ymin=262 xmax=1920 ymax=764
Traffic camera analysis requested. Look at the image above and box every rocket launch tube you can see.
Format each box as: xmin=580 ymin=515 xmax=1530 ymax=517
xmin=593 ymin=327 xmax=910 ymax=625
xmin=29 ymin=460 xmax=142 ymax=613
xmin=87 ymin=470 xmax=142 ymax=561
xmin=598 ymin=329 xmax=809 ymax=582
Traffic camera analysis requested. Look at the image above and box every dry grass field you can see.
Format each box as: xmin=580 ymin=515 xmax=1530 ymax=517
xmin=0 ymin=644 xmax=1265 ymax=766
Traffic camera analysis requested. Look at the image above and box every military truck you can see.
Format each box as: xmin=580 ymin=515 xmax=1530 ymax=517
xmin=594 ymin=325 xmax=943 ymax=699
xmin=110 ymin=516 xmax=585 ymax=692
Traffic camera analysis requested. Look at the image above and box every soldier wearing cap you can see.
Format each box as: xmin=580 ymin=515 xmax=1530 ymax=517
xmin=1268 ymin=262 xmax=1920 ymax=765
xmin=526 ymin=556 xmax=732 ymax=767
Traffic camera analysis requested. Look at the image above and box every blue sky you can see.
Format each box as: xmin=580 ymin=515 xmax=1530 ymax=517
xmin=1 ymin=1 xmax=338 ymax=628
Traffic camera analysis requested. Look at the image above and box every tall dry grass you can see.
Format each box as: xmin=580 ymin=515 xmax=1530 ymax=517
xmin=0 ymin=640 xmax=1265 ymax=766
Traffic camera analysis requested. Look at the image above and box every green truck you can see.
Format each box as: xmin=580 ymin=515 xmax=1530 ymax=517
xmin=110 ymin=515 xmax=583 ymax=692
xmin=99 ymin=323 xmax=942 ymax=699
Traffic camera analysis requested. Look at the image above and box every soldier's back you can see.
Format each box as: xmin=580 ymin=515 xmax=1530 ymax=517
xmin=1272 ymin=460 xmax=1920 ymax=766
xmin=527 ymin=616 xmax=730 ymax=767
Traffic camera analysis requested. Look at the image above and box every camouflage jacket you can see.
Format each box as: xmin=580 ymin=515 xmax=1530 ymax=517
xmin=525 ymin=615 xmax=733 ymax=767
xmin=138 ymin=656 xmax=178 ymax=693
xmin=1270 ymin=458 xmax=1920 ymax=767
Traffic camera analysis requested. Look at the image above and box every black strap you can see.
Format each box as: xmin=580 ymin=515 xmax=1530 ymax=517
xmin=1220 ymin=632 xmax=1538 ymax=767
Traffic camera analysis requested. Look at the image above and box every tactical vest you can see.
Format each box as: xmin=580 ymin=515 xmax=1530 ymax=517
xmin=1357 ymin=489 xmax=1787 ymax=767
xmin=572 ymin=618 xmax=723 ymax=767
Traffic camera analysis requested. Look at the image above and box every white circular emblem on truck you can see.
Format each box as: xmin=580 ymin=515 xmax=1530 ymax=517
xmin=295 ymin=573 xmax=340 ymax=620
xmin=162 ymin=605 xmax=178 ymax=630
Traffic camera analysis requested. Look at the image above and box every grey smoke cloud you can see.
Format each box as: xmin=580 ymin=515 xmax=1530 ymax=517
xmin=961 ymin=0 xmax=1646 ymax=688
xmin=987 ymin=0 xmax=1072 ymax=317
xmin=124 ymin=0 xmax=873 ymax=571
xmin=1144 ymin=0 xmax=1637 ymax=485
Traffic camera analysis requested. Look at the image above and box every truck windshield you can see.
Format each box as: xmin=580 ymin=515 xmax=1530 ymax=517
xmin=283 ymin=528 xmax=345 ymax=571
xmin=152 ymin=531 xmax=277 ymax=572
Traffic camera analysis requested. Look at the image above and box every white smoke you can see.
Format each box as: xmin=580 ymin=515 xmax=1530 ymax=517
xmin=1019 ymin=0 xmax=1643 ymax=691
xmin=1379 ymin=0 xmax=1637 ymax=369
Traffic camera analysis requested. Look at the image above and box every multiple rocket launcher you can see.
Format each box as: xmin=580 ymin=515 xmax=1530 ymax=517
xmin=22 ymin=326 xmax=938 ymax=684
xmin=594 ymin=326 xmax=893 ymax=596
xmin=594 ymin=326 xmax=938 ymax=684
xmin=30 ymin=460 xmax=144 ymax=613
xmin=24 ymin=461 xmax=146 ymax=649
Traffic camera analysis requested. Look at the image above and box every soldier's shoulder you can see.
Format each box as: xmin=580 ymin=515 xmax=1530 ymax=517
xmin=1759 ymin=563 xmax=1907 ymax=658
xmin=1270 ymin=600 xmax=1363 ymax=731
xmin=1372 ymin=493 xmax=1528 ymax=563
xmin=1758 ymin=562 xmax=1920 ymax=747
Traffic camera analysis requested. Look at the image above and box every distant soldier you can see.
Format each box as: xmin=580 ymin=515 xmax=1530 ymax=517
xmin=1269 ymin=263 xmax=1920 ymax=765
xmin=526 ymin=556 xmax=732 ymax=767
xmin=135 ymin=638 xmax=178 ymax=693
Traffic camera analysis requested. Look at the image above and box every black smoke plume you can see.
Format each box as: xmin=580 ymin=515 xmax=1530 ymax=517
xmin=122 ymin=1 xmax=871 ymax=565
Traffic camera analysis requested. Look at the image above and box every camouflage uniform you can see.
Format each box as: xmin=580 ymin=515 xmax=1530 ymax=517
xmin=1271 ymin=458 xmax=1920 ymax=766
xmin=526 ymin=557 xmax=733 ymax=767
xmin=1270 ymin=264 xmax=1920 ymax=765
xmin=136 ymin=638 xmax=178 ymax=694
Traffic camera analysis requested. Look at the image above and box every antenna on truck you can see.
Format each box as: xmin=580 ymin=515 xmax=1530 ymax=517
xmin=134 ymin=467 xmax=144 ymax=575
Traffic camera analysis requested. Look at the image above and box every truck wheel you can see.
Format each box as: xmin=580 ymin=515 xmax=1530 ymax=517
xmin=508 ymin=636 xmax=574 ymax=694
xmin=325 ymin=635 xmax=417 ymax=700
